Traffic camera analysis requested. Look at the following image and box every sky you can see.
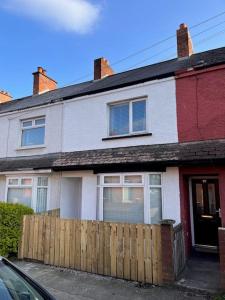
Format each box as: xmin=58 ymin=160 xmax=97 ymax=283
xmin=0 ymin=0 xmax=225 ymax=99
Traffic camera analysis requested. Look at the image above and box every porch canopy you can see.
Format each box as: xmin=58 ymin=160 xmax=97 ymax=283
xmin=0 ymin=139 xmax=225 ymax=173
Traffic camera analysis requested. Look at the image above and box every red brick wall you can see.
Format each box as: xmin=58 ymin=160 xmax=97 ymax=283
xmin=176 ymin=65 xmax=225 ymax=142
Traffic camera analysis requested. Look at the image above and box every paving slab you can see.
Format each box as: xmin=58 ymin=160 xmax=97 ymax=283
xmin=14 ymin=260 xmax=213 ymax=300
xmin=175 ymin=253 xmax=221 ymax=294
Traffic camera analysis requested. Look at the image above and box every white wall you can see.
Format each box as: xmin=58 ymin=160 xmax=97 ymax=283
xmin=0 ymin=77 xmax=177 ymax=158
xmin=61 ymin=171 xmax=97 ymax=220
xmin=60 ymin=168 xmax=181 ymax=224
xmin=63 ymin=78 xmax=178 ymax=151
xmin=163 ymin=167 xmax=180 ymax=224
xmin=0 ymin=104 xmax=63 ymax=158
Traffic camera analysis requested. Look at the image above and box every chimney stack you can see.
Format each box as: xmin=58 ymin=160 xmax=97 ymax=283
xmin=33 ymin=67 xmax=57 ymax=95
xmin=177 ymin=23 xmax=194 ymax=58
xmin=0 ymin=90 xmax=12 ymax=103
xmin=94 ymin=58 xmax=114 ymax=80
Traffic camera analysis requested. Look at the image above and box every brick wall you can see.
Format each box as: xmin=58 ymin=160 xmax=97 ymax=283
xmin=176 ymin=65 xmax=225 ymax=142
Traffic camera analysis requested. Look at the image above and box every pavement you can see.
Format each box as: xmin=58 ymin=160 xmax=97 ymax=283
xmin=14 ymin=260 xmax=213 ymax=300
xmin=175 ymin=252 xmax=221 ymax=294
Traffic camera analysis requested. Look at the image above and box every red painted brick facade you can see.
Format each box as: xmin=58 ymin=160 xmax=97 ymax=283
xmin=176 ymin=65 xmax=225 ymax=142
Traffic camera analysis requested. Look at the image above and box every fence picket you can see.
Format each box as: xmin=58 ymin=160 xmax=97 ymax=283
xmin=18 ymin=215 xmax=178 ymax=285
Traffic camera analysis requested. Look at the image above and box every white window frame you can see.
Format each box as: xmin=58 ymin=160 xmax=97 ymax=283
xmin=108 ymin=98 xmax=147 ymax=137
xmin=97 ymin=172 xmax=164 ymax=224
xmin=5 ymin=175 xmax=49 ymax=212
xmin=20 ymin=116 xmax=46 ymax=149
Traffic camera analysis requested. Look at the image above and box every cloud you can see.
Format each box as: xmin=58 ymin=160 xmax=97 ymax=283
xmin=2 ymin=0 xmax=101 ymax=34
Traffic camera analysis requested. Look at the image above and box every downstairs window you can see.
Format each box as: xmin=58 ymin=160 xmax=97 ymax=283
xmin=7 ymin=177 xmax=48 ymax=213
xmin=97 ymin=173 xmax=163 ymax=224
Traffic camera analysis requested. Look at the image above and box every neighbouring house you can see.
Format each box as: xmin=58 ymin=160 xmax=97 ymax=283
xmin=0 ymin=24 xmax=225 ymax=264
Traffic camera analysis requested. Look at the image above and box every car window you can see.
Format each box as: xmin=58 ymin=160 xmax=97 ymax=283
xmin=0 ymin=262 xmax=44 ymax=300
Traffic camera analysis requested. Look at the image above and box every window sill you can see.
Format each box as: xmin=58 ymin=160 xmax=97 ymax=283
xmin=16 ymin=145 xmax=46 ymax=151
xmin=102 ymin=133 xmax=152 ymax=141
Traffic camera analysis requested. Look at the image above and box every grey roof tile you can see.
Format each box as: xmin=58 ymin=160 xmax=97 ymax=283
xmin=0 ymin=139 xmax=225 ymax=172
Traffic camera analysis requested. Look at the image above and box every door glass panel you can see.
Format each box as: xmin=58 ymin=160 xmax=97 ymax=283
xmin=208 ymin=183 xmax=216 ymax=215
xmin=196 ymin=183 xmax=204 ymax=214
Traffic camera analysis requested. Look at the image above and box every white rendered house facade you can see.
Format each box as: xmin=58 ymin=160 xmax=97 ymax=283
xmin=0 ymin=68 xmax=181 ymax=225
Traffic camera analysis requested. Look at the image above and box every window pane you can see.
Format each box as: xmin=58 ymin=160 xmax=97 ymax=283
xmin=149 ymin=174 xmax=161 ymax=185
xmin=36 ymin=188 xmax=47 ymax=213
xmin=22 ymin=120 xmax=32 ymax=128
xmin=8 ymin=179 xmax=19 ymax=185
xmin=103 ymin=187 xmax=144 ymax=223
xmin=104 ymin=176 xmax=120 ymax=184
xmin=7 ymin=188 xmax=32 ymax=208
xmin=110 ymin=103 xmax=129 ymax=136
xmin=132 ymin=100 xmax=146 ymax=132
xmin=124 ymin=175 xmax=142 ymax=184
xmin=37 ymin=177 xmax=48 ymax=187
xmin=35 ymin=118 xmax=45 ymax=126
xmin=21 ymin=127 xmax=45 ymax=146
xmin=21 ymin=178 xmax=32 ymax=186
xmin=150 ymin=187 xmax=162 ymax=224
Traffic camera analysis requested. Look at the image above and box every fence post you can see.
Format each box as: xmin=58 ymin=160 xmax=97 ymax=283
xmin=160 ymin=222 xmax=175 ymax=283
xmin=18 ymin=215 xmax=26 ymax=259
xmin=218 ymin=227 xmax=225 ymax=289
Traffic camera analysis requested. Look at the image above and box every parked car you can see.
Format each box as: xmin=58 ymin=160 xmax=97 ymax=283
xmin=0 ymin=256 xmax=55 ymax=300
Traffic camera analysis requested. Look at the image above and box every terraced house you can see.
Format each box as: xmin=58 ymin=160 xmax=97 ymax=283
xmin=1 ymin=24 xmax=225 ymax=264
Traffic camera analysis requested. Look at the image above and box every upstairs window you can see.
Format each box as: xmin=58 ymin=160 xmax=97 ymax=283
xmin=109 ymin=99 xmax=146 ymax=136
xmin=21 ymin=117 xmax=45 ymax=147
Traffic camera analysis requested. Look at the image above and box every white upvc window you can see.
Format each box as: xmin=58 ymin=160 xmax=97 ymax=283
xmin=97 ymin=173 xmax=163 ymax=224
xmin=109 ymin=99 xmax=146 ymax=137
xmin=21 ymin=117 xmax=46 ymax=147
xmin=6 ymin=176 xmax=49 ymax=213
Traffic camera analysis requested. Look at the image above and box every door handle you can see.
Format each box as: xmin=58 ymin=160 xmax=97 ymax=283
xmin=216 ymin=208 xmax=221 ymax=218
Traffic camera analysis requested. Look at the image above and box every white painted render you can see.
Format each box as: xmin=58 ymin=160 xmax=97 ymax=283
xmin=60 ymin=168 xmax=180 ymax=224
xmin=0 ymin=77 xmax=177 ymax=158
xmin=162 ymin=167 xmax=180 ymax=224
xmin=0 ymin=77 xmax=180 ymax=224
xmin=0 ymin=104 xmax=63 ymax=158
xmin=63 ymin=78 xmax=178 ymax=151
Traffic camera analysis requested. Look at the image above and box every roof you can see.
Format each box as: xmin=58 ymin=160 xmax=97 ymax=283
xmin=1 ymin=139 xmax=225 ymax=172
xmin=1 ymin=47 xmax=225 ymax=115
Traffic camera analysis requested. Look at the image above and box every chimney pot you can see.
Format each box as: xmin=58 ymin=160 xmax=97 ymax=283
xmin=33 ymin=66 xmax=57 ymax=95
xmin=177 ymin=23 xmax=194 ymax=58
xmin=94 ymin=57 xmax=114 ymax=80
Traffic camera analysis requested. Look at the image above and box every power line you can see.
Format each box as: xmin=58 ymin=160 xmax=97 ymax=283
xmin=126 ymin=21 xmax=225 ymax=70
xmin=60 ymin=10 xmax=225 ymax=87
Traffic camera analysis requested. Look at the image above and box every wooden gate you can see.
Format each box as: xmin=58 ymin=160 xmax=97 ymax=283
xmin=19 ymin=215 xmax=163 ymax=284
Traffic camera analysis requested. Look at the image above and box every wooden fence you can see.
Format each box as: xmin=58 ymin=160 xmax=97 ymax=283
xmin=19 ymin=215 xmax=163 ymax=284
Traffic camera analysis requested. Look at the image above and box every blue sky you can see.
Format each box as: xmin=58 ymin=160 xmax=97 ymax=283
xmin=0 ymin=0 xmax=225 ymax=99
